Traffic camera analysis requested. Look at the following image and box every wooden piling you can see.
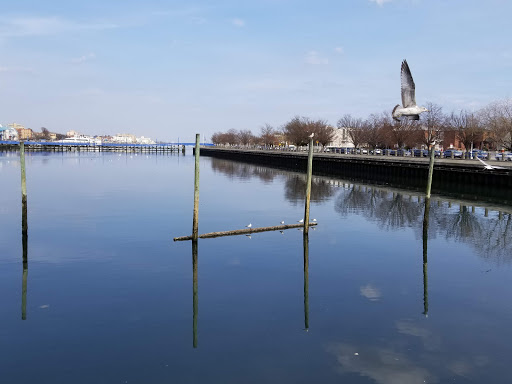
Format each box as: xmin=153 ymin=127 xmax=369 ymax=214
xmin=192 ymin=134 xmax=200 ymax=240
xmin=192 ymin=240 xmax=198 ymax=348
xmin=303 ymin=234 xmax=309 ymax=331
xmin=20 ymin=142 xmax=27 ymax=211
xmin=174 ymin=222 xmax=317 ymax=241
xmin=304 ymin=138 xmax=314 ymax=234
xmin=426 ymin=144 xmax=435 ymax=198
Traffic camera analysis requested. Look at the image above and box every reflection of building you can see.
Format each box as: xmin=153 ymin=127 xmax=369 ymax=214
xmin=9 ymin=123 xmax=33 ymax=140
xmin=327 ymin=127 xmax=355 ymax=148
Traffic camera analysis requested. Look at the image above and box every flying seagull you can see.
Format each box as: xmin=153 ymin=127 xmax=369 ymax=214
xmin=392 ymin=60 xmax=428 ymax=121
xmin=246 ymin=223 xmax=252 ymax=228
xmin=477 ymin=157 xmax=505 ymax=170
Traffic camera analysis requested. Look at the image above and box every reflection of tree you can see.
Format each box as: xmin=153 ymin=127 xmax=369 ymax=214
xmin=284 ymin=175 xmax=335 ymax=205
xmin=335 ymin=183 xmax=512 ymax=264
xmin=210 ymin=158 xmax=278 ymax=183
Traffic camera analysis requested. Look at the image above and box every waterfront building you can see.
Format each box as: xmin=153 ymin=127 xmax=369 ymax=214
xmin=66 ymin=130 xmax=80 ymax=137
xmin=112 ymin=133 xmax=137 ymax=144
xmin=0 ymin=125 xmax=19 ymax=140
xmin=136 ymin=136 xmax=155 ymax=144
xmin=327 ymin=127 xmax=355 ymax=149
xmin=8 ymin=123 xmax=34 ymax=140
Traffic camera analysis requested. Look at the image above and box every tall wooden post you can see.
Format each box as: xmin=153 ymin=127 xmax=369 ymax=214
xmin=192 ymin=240 xmax=198 ymax=348
xmin=304 ymin=138 xmax=314 ymax=234
xmin=426 ymin=144 xmax=435 ymax=198
xmin=20 ymin=142 xmax=27 ymax=212
xmin=422 ymin=198 xmax=430 ymax=317
xmin=22 ymin=225 xmax=28 ymax=320
xmin=192 ymin=134 xmax=200 ymax=240
xmin=303 ymin=234 xmax=309 ymax=331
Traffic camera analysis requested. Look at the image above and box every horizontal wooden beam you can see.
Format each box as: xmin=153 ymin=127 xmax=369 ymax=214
xmin=173 ymin=222 xmax=317 ymax=241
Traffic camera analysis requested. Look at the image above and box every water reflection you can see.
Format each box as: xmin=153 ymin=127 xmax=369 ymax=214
xmin=303 ymin=234 xmax=309 ymax=331
xmin=335 ymin=184 xmax=512 ymax=264
xmin=21 ymin=194 xmax=28 ymax=320
xmin=422 ymin=199 xmax=430 ymax=317
xmin=192 ymin=240 xmax=198 ymax=348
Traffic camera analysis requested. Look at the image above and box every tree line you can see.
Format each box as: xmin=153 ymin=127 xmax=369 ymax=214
xmin=211 ymin=98 xmax=512 ymax=151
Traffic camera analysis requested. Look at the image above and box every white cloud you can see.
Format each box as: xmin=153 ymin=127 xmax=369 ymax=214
xmin=305 ymin=51 xmax=329 ymax=65
xmin=334 ymin=46 xmax=344 ymax=54
xmin=231 ymin=18 xmax=245 ymax=27
xmin=360 ymin=284 xmax=381 ymax=301
xmin=0 ymin=16 xmax=118 ymax=38
xmin=70 ymin=53 xmax=96 ymax=64
xmin=370 ymin=0 xmax=393 ymax=6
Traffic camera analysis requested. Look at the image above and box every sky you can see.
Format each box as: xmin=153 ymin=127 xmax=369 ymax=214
xmin=1 ymin=0 xmax=511 ymax=142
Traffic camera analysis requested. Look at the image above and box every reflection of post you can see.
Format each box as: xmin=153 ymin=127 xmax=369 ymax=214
xmin=303 ymin=234 xmax=309 ymax=331
xmin=422 ymin=198 xmax=430 ymax=317
xmin=21 ymin=141 xmax=29 ymax=320
xmin=192 ymin=240 xmax=198 ymax=348
xmin=192 ymin=134 xmax=200 ymax=240
xmin=304 ymin=138 xmax=314 ymax=234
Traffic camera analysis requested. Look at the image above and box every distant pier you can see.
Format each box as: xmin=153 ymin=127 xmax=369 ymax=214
xmin=0 ymin=141 xmax=186 ymax=153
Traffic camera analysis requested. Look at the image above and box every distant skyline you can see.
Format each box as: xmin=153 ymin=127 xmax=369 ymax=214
xmin=1 ymin=0 xmax=511 ymax=142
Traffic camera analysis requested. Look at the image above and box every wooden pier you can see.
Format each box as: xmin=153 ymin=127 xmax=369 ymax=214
xmin=0 ymin=141 xmax=185 ymax=153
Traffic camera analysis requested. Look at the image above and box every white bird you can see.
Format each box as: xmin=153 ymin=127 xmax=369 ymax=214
xmin=312 ymin=218 xmax=317 ymax=222
xmin=392 ymin=60 xmax=428 ymax=121
xmin=309 ymin=133 xmax=314 ymax=138
xmin=298 ymin=219 xmax=304 ymax=223
xmin=477 ymin=157 xmax=505 ymax=170
xmin=280 ymin=221 xmax=285 ymax=225
xmin=246 ymin=223 xmax=252 ymax=228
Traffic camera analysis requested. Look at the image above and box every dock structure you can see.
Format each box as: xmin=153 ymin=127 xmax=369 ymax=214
xmin=198 ymin=147 xmax=512 ymax=199
xmin=0 ymin=141 xmax=186 ymax=153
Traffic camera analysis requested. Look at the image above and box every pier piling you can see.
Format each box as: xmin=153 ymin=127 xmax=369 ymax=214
xmin=426 ymin=144 xmax=435 ymax=198
xmin=304 ymin=138 xmax=314 ymax=234
xmin=192 ymin=134 xmax=200 ymax=240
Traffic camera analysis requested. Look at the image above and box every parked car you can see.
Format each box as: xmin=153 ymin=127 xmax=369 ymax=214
xmin=495 ymin=152 xmax=512 ymax=161
xmin=443 ymin=149 xmax=463 ymax=158
xmin=472 ymin=150 xmax=489 ymax=160
xmin=412 ymin=149 xmax=429 ymax=157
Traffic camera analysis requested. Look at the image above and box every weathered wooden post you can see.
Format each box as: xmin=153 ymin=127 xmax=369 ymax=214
xmin=192 ymin=134 xmax=200 ymax=240
xmin=20 ymin=142 xmax=27 ymax=213
xmin=192 ymin=240 xmax=198 ymax=348
xmin=422 ymin=198 xmax=430 ymax=317
xmin=304 ymin=137 xmax=314 ymax=234
xmin=303 ymin=234 xmax=309 ymax=331
xmin=426 ymin=143 xmax=435 ymax=198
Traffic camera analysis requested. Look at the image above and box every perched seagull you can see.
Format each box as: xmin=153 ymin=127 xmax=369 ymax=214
xmin=392 ymin=60 xmax=428 ymax=121
xmin=309 ymin=133 xmax=315 ymax=138
xmin=246 ymin=223 xmax=252 ymax=228
xmin=280 ymin=221 xmax=285 ymax=225
xmin=477 ymin=157 xmax=505 ymax=170
xmin=312 ymin=218 xmax=317 ymax=222
xmin=298 ymin=219 xmax=304 ymax=223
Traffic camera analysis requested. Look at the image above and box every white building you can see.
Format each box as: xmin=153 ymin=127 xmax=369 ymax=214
xmin=112 ymin=134 xmax=136 ymax=144
xmin=0 ymin=125 xmax=19 ymax=141
xmin=327 ymin=127 xmax=355 ymax=148
xmin=136 ymin=136 xmax=155 ymax=144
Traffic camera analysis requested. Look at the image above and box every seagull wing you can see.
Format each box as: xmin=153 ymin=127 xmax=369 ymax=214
xmin=401 ymin=60 xmax=416 ymax=108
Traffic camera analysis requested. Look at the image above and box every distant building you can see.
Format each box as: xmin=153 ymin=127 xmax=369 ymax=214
xmin=8 ymin=123 xmax=34 ymax=140
xmin=136 ymin=136 xmax=155 ymax=144
xmin=49 ymin=133 xmax=57 ymax=140
xmin=327 ymin=127 xmax=355 ymax=148
xmin=66 ymin=130 xmax=80 ymax=137
xmin=0 ymin=125 xmax=19 ymax=140
xmin=112 ymin=133 xmax=136 ymax=144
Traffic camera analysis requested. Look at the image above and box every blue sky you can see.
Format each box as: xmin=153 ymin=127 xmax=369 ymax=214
xmin=1 ymin=0 xmax=511 ymax=142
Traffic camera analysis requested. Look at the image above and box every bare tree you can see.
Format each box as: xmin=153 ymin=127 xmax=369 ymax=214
xmin=480 ymin=98 xmax=512 ymax=150
xmin=420 ymin=102 xmax=446 ymax=149
xmin=364 ymin=114 xmax=385 ymax=150
xmin=449 ymin=110 xmax=483 ymax=153
xmin=259 ymin=124 xmax=278 ymax=148
xmin=337 ymin=114 xmax=366 ymax=150
xmin=237 ymin=129 xmax=255 ymax=146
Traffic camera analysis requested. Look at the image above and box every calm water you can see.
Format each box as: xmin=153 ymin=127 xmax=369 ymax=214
xmin=1 ymin=151 xmax=511 ymax=384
